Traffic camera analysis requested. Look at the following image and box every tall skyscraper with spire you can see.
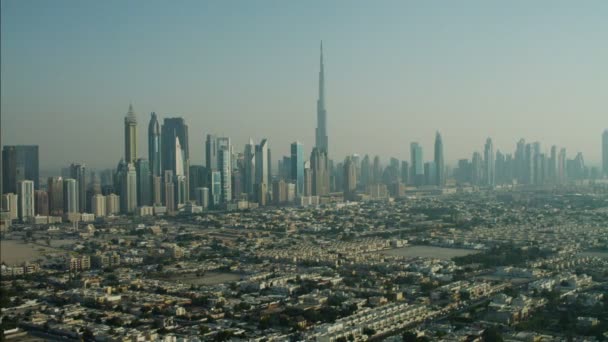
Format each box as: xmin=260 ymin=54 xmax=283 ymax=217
xmin=315 ymin=42 xmax=328 ymax=155
xmin=124 ymin=104 xmax=137 ymax=164
xmin=148 ymin=112 xmax=161 ymax=177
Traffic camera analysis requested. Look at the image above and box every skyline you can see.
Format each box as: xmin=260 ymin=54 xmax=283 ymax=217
xmin=2 ymin=1 xmax=608 ymax=171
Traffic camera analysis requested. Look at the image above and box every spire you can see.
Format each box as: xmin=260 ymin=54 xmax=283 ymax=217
xmin=315 ymin=41 xmax=328 ymax=155
xmin=319 ymin=41 xmax=325 ymax=103
xmin=125 ymin=103 xmax=136 ymax=123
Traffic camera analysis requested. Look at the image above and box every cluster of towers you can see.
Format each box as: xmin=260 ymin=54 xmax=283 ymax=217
xmin=100 ymin=43 xmax=332 ymax=213
xmin=453 ymin=138 xmax=593 ymax=187
xmin=2 ymin=42 xmax=608 ymax=223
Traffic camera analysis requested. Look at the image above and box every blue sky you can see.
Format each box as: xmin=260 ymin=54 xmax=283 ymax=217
xmin=2 ymin=0 xmax=607 ymax=171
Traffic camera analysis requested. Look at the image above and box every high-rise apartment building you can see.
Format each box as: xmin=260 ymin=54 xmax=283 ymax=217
xmin=17 ymin=180 xmax=34 ymax=221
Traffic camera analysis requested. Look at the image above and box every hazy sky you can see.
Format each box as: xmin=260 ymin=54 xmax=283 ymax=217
xmin=2 ymin=0 xmax=607 ymax=172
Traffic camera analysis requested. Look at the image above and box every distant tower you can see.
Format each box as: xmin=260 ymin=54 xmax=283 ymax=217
xmin=343 ymin=156 xmax=357 ymax=201
xmin=148 ymin=112 xmax=161 ymax=177
xmin=603 ymin=129 xmax=608 ymax=177
xmin=315 ymin=42 xmax=329 ymax=155
xmin=310 ymin=147 xmax=329 ymax=196
xmin=484 ymin=138 xmax=495 ymax=187
xmin=122 ymin=163 xmax=137 ymax=214
xmin=243 ymin=139 xmax=256 ymax=199
xmin=47 ymin=177 xmax=64 ymax=216
xmin=434 ymin=132 xmax=445 ymax=186
xmin=410 ymin=142 xmax=424 ymax=185
xmin=255 ymin=139 xmax=270 ymax=192
xmin=63 ymin=178 xmax=79 ymax=214
xmin=69 ymin=163 xmax=86 ymax=213
xmin=136 ymin=158 xmax=152 ymax=206
xmin=124 ymin=104 xmax=137 ymax=164
xmin=290 ymin=142 xmax=304 ymax=196
xmin=471 ymin=152 xmax=483 ymax=186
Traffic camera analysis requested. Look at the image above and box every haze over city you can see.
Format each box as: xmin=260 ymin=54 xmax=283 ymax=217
xmin=2 ymin=0 xmax=607 ymax=171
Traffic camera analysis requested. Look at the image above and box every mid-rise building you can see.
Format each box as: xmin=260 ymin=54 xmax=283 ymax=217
xmin=2 ymin=193 xmax=18 ymax=220
xmin=92 ymin=194 xmax=106 ymax=217
xmin=105 ymin=193 xmax=120 ymax=215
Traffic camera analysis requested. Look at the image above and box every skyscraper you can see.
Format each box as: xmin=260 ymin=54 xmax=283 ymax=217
xmin=310 ymin=147 xmax=329 ymax=196
xmin=372 ymin=156 xmax=382 ymax=184
xmin=17 ymin=180 xmax=34 ymax=221
xmin=63 ymin=178 xmax=79 ymax=214
xmin=210 ymin=170 xmax=221 ymax=207
xmin=161 ymin=118 xmax=189 ymax=175
xmin=343 ymin=156 xmax=357 ymax=201
xmin=315 ymin=42 xmax=328 ymax=155
xmin=188 ymin=165 xmax=207 ymax=200
xmin=205 ymin=134 xmax=219 ymax=172
xmin=148 ymin=112 xmax=161 ymax=177
xmin=471 ymin=152 xmax=483 ymax=186
xmin=603 ymin=129 xmax=608 ymax=177
xmin=532 ymin=142 xmax=541 ymax=185
xmin=163 ymin=170 xmax=175 ymax=211
xmin=290 ymin=142 xmax=304 ymax=196
xmin=484 ymin=138 xmax=495 ymax=186
xmin=515 ymin=139 xmax=526 ymax=184
xmin=35 ymin=190 xmax=48 ymax=216
xmin=549 ymin=145 xmax=558 ymax=183
xmin=122 ymin=163 xmax=137 ymax=214
xmin=2 ymin=145 xmax=39 ymax=194
xmin=136 ymin=158 xmax=152 ymax=206
xmin=410 ymin=142 xmax=424 ymax=185
xmin=124 ymin=104 xmax=137 ymax=164
xmin=434 ymin=132 xmax=445 ymax=186
xmin=243 ymin=139 xmax=256 ymax=198
xmin=558 ymin=148 xmax=567 ymax=183
xmin=47 ymin=176 xmax=64 ymax=216
xmin=69 ymin=163 xmax=86 ymax=213
xmin=219 ymin=148 xmax=232 ymax=203
xmin=255 ymin=139 xmax=270 ymax=192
